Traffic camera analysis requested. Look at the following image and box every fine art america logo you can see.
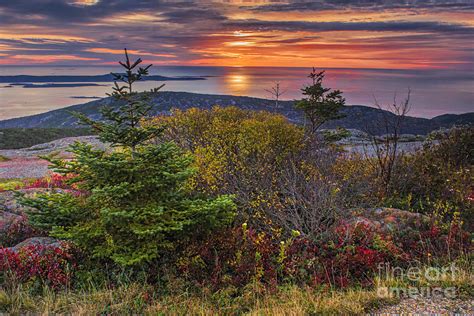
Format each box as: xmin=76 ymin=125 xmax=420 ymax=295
xmin=376 ymin=263 xmax=459 ymax=299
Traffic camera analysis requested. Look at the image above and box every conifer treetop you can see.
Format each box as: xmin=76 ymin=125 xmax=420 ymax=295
xmin=72 ymin=48 xmax=164 ymax=151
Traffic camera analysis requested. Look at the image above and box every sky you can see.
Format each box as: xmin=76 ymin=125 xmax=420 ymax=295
xmin=0 ymin=0 xmax=473 ymax=69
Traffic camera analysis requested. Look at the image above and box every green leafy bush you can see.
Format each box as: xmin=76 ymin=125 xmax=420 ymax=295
xmin=146 ymin=106 xmax=305 ymax=227
xmin=387 ymin=126 xmax=473 ymax=225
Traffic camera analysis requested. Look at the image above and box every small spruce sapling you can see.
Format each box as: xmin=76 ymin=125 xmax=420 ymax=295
xmin=22 ymin=49 xmax=236 ymax=267
xmin=295 ymin=68 xmax=346 ymax=136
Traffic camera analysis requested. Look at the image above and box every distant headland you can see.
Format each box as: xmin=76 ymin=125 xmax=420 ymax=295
xmin=0 ymin=74 xmax=207 ymax=84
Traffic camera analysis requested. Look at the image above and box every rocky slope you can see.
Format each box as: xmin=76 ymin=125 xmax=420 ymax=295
xmin=0 ymin=136 xmax=104 ymax=179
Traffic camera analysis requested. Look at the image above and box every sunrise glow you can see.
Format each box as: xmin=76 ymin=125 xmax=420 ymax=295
xmin=0 ymin=1 xmax=471 ymax=69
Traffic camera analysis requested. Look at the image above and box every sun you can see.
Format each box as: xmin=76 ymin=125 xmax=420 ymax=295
xmin=233 ymin=31 xmax=252 ymax=37
xmin=69 ymin=0 xmax=100 ymax=6
xmin=226 ymin=41 xmax=254 ymax=47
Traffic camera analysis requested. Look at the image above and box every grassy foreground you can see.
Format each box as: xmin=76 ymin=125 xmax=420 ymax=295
xmin=1 ymin=263 xmax=472 ymax=315
xmin=0 ymin=284 xmax=397 ymax=315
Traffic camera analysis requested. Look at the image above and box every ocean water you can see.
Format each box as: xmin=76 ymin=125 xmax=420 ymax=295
xmin=0 ymin=66 xmax=473 ymax=120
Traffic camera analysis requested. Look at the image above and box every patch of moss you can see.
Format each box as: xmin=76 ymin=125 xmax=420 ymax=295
xmin=0 ymin=179 xmax=23 ymax=191
xmin=0 ymin=155 xmax=10 ymax=162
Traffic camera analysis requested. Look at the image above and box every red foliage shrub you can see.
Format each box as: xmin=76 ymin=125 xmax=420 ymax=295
xmin=0 ymin=214 xmax=38 ymax=247
xmin=178 ymin=227 xmax=279 ymax=290
xmin=283 ymin=221 xmax=399 ymax=288
xmin=393 ymin=220 xmax=470 ymax=261
xmin=178 ymin=223 xmax=393 ymax=290
xmin=23 ymin=173 xmax=75 ymax=190
xmin=178 ymin=219 xmax=471 ymax=290
xmin=0 ymin=243 xmax=75 ymax=288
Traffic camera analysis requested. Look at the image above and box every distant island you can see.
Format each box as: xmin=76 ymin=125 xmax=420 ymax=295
xmin=0 ymin=74 xmax=207 ymax=83
xmin=70 ymin=96 xmax=102 ymax=99
xmin=7 ymin=83 xmax=108 ymax=88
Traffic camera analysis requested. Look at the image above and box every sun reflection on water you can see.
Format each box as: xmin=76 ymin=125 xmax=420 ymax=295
xmin=225 ymin=73 xmax=250 ymax=94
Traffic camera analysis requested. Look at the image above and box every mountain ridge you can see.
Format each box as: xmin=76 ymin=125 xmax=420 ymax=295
xmin=0 ymin=91 xmax=472 ymax=135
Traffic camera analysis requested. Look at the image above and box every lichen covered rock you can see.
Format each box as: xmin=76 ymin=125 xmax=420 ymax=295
xmin=347 ymin=207 xmax=429 ymax=234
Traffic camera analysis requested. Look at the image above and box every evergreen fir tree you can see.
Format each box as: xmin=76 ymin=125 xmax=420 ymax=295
xmin=74 ymin=48 xmax=164 ymax=153
xmin=295 ymin=68 xmax=346 ymax=135
xmin=23 ymin=49 xmax=236 ymax=266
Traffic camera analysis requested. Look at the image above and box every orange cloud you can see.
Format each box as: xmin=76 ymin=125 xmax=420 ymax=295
xmin=0 ymin=33 xmax=92 ymax=42
xmin=9 ymin=54 xmax=100 ymax=63
xmin=85 ymin=48 xmax=176 ymax=58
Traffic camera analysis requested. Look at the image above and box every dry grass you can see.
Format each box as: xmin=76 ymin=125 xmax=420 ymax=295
xmin=0 ymin=283 xmax=397 ymax=315
xmin=0 ymin=263 xmax=471 ymax=315
xmin=246 ymin=286 xmax=397 ymax=315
